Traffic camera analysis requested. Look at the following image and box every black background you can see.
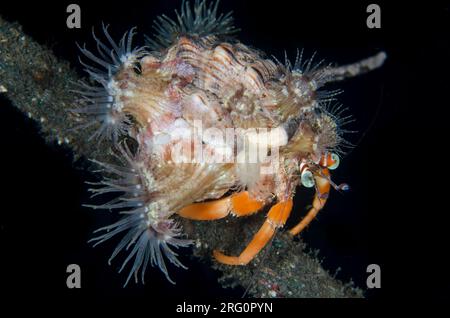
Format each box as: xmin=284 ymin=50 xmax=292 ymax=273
xmin=0 ymin=0 xmax=448 ymax=308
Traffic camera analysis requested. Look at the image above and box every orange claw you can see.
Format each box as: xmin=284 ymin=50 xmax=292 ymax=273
xmin=177 ymin=191 xmax=264 ymax=220
xmin=289 ymin=168 xmax=331 ymax=236
xmin=178 ymin=197 xmax=230 ymax=220
xmin=231 ymin=191 xmax=264 ymax=216
xmin=214 ymin=199 xmax=293 ymax=265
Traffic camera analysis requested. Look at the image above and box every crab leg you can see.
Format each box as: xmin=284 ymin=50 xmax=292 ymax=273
xmin=213 ymin=199 xmax=293 ymax=265
xmin=289 ymin=168 xmax=331 ymax=236
xmin=177 ymin=191 xmax=264 ymax=220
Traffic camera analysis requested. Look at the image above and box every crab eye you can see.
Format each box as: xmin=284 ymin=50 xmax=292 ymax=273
xmin=328 ymin=153 xmax=340 ymax=170
xmin=301 ymin=170 xmax=315 ymax=188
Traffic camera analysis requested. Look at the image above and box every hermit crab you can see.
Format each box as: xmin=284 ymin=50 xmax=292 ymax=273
xmin=73 ymin=0 xmax=385 ymax=285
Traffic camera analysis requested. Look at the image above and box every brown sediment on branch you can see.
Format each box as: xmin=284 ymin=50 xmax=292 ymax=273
xmin=182 ymin=211 xmax=363 ymax=298
xmin=0 ymin=17 xmax=113 ymax=164
xmin=0 ymin=15 xmax=364 ymax=298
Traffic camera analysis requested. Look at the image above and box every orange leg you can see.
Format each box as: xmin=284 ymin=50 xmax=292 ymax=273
xmin=177 ymin=191 xmax=264 ymax=220
xmin=214 ymin=199 xmax=293 ymax=265
xmin=289 ymin=168 xmax=331 ymax=236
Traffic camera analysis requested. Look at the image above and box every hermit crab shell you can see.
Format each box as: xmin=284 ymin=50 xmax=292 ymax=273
xmin=77 ymin=0 xmax=349 ymax=286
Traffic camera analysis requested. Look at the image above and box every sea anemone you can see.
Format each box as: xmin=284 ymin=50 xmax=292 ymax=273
xmin=72 ymin=25 xmax=147 ymax=143
xmin=86 ymin=143 xmax=192 ymax=285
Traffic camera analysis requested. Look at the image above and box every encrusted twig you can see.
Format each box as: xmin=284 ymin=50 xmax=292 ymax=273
xmin=0 ymin=16 xmax=372 ymax=297
xmin=322 ymin=51 xmax=387 ymax=83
